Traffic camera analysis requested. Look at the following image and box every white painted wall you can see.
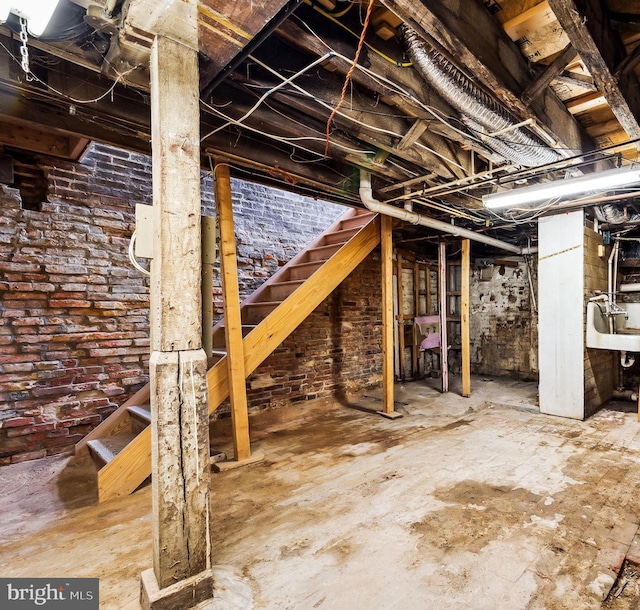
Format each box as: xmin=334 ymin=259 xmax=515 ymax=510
xmin=538 ymin=211 xmax=585 ymax=419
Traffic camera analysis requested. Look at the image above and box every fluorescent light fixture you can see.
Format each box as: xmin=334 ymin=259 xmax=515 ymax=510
xmin=0 ymin=0 xmax=60 ymax=37
xmin=483 ymin=166 xmax=640 ymax=209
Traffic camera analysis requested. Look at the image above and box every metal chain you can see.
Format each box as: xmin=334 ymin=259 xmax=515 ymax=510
xmin=19 ymin=18 xmax=33 ymax=82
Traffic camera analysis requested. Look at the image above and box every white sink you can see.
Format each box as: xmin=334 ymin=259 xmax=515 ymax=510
xmin=586 ymin=301 xmax=640 ymax=351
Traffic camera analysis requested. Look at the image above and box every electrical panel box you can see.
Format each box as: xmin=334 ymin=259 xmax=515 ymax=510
xmin=135 ymin=203 xmax=153 ymax=259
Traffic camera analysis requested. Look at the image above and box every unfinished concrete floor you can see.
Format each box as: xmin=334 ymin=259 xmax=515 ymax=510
xmin=2 ymin=376 xmax=640 ymax=609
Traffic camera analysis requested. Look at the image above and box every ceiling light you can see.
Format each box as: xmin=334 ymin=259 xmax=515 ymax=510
xmin=0 ymin=0 xmax=60 ymax=37
xmin=483 ymin=166 xmax=640 ymax=209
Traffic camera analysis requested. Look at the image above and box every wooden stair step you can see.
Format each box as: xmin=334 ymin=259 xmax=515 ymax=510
xmin=287 ymin=260 xmax=324 ymax=280
xmin=128 ymin=406 xmax=150 ymax=422
xmin=87 ymin=432 xmax=138 ymax=467
xmin=339 ymin=213 xmax=376 ymax=230
xmin=306 ymin=243 xmax=343 ymax=261
xmin=127 ymin=405 xmax=151 ymax=425
xmin=322 ymin=227 xmax=360 ymax=244
xmin=242 ymin=301 xmax=281 ymax=324
xmin=266 ymin=279 xmax=304 ymax=301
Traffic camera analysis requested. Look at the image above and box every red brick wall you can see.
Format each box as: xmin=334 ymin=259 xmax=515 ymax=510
xmin=0 ymin=144 xmax=379 ymax=464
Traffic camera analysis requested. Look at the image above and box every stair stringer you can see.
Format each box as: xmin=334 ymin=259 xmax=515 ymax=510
xmin=95 ymin=214 xmax=380 ymax=502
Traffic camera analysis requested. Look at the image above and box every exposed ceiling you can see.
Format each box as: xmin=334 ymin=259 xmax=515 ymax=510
xmin=1 ymin=0 xmax=640 ymax=250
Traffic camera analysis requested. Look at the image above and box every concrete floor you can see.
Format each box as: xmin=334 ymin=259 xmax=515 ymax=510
xmin=2 ymin=376 xmax=640 ymax=609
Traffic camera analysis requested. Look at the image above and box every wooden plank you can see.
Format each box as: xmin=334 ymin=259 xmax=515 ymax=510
xmin=548 ymin=0 xmax=640 ymax=148
xmin=380 ymin=0 xmax=591 ymax=154
xmin=438 ymin=242 xmax=448 ymax=393
xmin=197 ymin=0 xmax=292 ymax=83
xmin=214 ymin=160 xmax=251 ymax=462
xmin=381 ymin=215 xmax=395 ymax=414
xmin=566 ymin=91 xmax=608 ymax=115
xmin=397 ymin=251 xmax=405 ymax=380
xmin=461 ymin=239 xmax=471 ymax=398
xmin=521 ymin=43 xmax=576 ymax=103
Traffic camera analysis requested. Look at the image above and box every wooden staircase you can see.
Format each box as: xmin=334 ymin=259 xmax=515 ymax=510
xmin=76 ymin=208 xmax=380 ymax=502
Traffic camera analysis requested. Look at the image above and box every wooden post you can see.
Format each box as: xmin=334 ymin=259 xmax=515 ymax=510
xmin=214 ymin=160 xmax=251 ymax=462
xmin=143 ymin=33 xmax=213 ymax=607
xmin=381 ymin=215 xmax=395 ymax=415
xmin=201 ymin=216 xmax=216 ymax=360
xmin=413 ymin=260 xmax=419 ymax=376
xmin=461 ymin=239 xmax=471 ymax=397
xmin=439 ymin=242 xmax=449 ymax=393
xmin=397 ymin=251 xmax=405 ymax=380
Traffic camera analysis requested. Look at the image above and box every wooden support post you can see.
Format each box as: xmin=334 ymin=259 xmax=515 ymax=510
xmin=439 ymin=242 xmax=449 ymax=393
xmin=461 ymin=239 xmax=471 ymax=398
xmin=397 ymin=251 xmax=405 ymax=380
xmin=143 ymin=32 xmax=213 ymax=609
xmin=381 ymin=215 xmax=397 ymax=417
xmin=412 ymin=260 xmax=419 ymax=376
xmin=201 ymin=216 xmax=216 ymax=360
xmin=214 ymin=160 xmax=251 ymax=462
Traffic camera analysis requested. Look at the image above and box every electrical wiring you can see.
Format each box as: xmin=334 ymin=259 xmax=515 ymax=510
xmin=200 ymin=53 xmax=332 ymax=142
xmin=200 ymin=98 xmax=377 ymax=158
xmin=247 ymin=54 xmax=466 ymax=171
xmin=292 ymin=16 xmax=487 ymax=149
xmin=302 ymin=0 xmax=412 ymax=68
xmin=323 ymin=0 xmax=375 ymax=158
xmin=0 ymin=39 xmax=137 ymax=104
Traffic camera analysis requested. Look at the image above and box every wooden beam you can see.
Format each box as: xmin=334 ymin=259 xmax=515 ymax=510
xmin=148 ymin=33 xmax=210 ymax=593
xmin=548 ymin=0 xmax=640 ymax=148
xmin=214 ymin=160 xmax=251 ymax=462
xmin=521 ymin=43 xmax=576 ymax=104
xmin=380 ymin=0 xmax=591 ymax=154
xmin=396 ymin=119 xmax=430 ymax=151
xmin=438 ymin=242 xmax=448 ymax=393
xmin=461 ymin=239 xmax=471 ymax=398
xmin=381 ymin=215 xmax=395 ymax=414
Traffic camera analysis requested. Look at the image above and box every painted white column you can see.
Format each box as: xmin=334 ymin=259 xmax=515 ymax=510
xmin=538 ymin=210 xmax=585 ymax=419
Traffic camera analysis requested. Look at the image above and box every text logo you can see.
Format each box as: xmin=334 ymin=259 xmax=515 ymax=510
xmin=0 ymin=579 xmax=98 ymax=609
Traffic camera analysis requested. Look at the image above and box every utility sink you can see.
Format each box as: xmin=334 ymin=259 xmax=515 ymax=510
xmin=586 ymin=300 xmax=640 ymax=352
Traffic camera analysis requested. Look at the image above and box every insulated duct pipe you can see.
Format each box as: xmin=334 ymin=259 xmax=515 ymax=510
xmin=401 ymin=25 xmax=559 ymax=168
xmin=359 ymin=170 xmax=522 ymax=254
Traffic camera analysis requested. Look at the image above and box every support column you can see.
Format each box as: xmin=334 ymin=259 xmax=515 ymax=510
xmin=141 ymin=33 xmax=212 ymax=609
xmin=461 ymin=239 xmax=471 ymax=397
xmin=214 ymin=160 xmax=252 ymax=462
xmin=381 ymin=215 xmax=399 ymax=418
xmin=439 ymin=242 xmax=449 ymax=393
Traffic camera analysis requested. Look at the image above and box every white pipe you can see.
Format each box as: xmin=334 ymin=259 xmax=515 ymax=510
xmin=359 ymin=170 xmax=522 ymax=254
xmin=621 ymin=283 xmax=640 ymax=293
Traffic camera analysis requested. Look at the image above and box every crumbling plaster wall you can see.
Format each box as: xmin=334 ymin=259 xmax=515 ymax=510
xmin=0 ymin=143 xmax=360 ymax=464
xmin=470 ymin=260 xmax=538 ymax=380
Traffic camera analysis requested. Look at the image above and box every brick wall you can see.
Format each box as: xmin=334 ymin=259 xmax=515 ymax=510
xmin=583 ymin=226 xmax=615 ymax=416
xmin=0 ymin=143 xmax=347 ymax=464
xmin=470 ymin=259 xmax=538 ymax=380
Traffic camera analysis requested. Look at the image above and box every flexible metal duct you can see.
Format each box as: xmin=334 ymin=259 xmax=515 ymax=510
xmin=594 ymin=204 xmax=640 ymax=225
xmin=401 ymin=25 xmax=559 ymax=168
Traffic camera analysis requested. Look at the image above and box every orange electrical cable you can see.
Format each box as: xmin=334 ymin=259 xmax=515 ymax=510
xmin=323 ymin=0 xmax=376 ymax=159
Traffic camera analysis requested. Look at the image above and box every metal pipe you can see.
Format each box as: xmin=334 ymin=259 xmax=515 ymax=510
xmin=359 ymin=170 xmax=522 ymax=254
